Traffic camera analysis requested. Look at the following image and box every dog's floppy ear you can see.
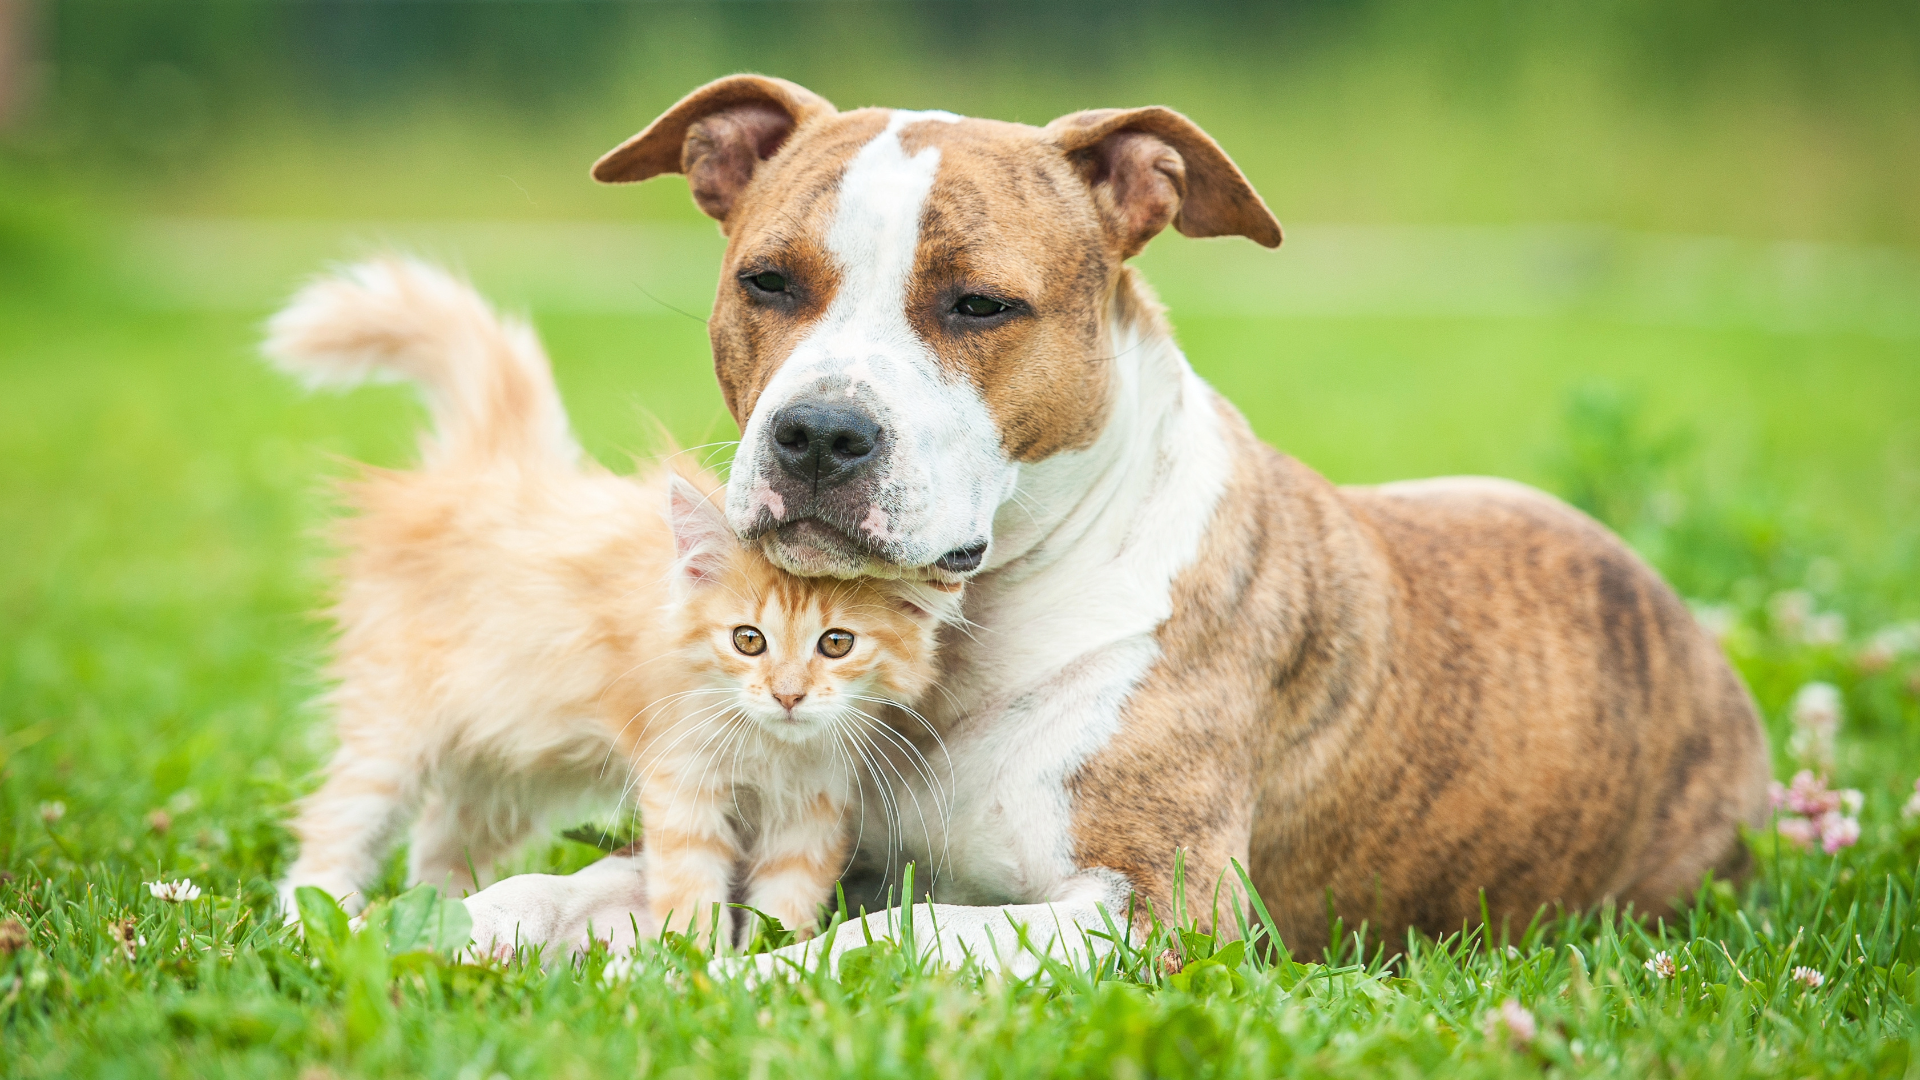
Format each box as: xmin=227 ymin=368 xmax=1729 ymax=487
xmin=1047 ymin=107 xmax=1281 ymax=258
xmin=592 ymin=75 xmax=837 ymax=222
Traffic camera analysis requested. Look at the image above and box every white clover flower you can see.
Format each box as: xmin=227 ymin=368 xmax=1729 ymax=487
xmin=1644 ymin=951 xmax=1678 ymax=978
xmin=1791 ymin=965 xmax=1825 ymax=989
xmin=1805 ymin=612 xmax=1848 ymax=647
xmin=39 ymin=801 xmax=65 ymax=824
xmin=1787 ymin=683 xmax=1843 ymax=768
xmin=601 ymin=952 xmax=635 ymax=984
xmin=1903 ymin=778 xmax=1920 ymax=820
xmin=1769 ymin=590 xmax=1814 ymax=639
xmin=1769 ymin=591 xmax=1848 ymax=647
xmin=1690 ymin=602 xmax=1738 ymax=642
xmin=1480 ymin=999 xmax=1537 ymax=1046
xmin=146 ymin=879 xmax=202 ymax=904
xmin=1791 ymin=683 xmax=1843 ymax=733
xmin=1858 ymin=623 xmax=1920 ymax=672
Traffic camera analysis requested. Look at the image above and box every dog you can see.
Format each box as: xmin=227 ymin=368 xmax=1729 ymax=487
xmin=453 ymin=75 xmax=1770 ymax=967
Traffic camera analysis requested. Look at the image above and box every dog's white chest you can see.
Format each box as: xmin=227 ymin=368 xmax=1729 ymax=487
xmin=858 ymin=630 xmax=1164 ymax=906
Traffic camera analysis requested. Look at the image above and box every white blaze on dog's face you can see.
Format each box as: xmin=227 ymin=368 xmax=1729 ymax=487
xmin=593 ymin=77 xmax=1281 ymax=580
xmin=726 ymin=109 xmax=1010 ymax=578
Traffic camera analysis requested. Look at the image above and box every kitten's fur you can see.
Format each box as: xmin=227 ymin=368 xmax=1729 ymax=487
xmin=266 ymin=259 xmax=953 ymax=944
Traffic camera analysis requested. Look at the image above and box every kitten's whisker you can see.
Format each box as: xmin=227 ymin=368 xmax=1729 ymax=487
xmin=843 ymin=694 xmax=958 ymax=891
xmin=623 ymin=692 xmax=738 ymax=765
xmin=841 ymin=706 xmax=947 ymax=825
xmin=850 ymin=726 xmax=920 ymax=894
xmin=840 ymin=725 xmax=900 ymax=847
xmin=832 ymin=721 xmax=896 ymax=887
xmin=621 ymin=699 xmax=736 ymax=790
xmin=658 ymin=712 xmax=746 ymax=842
xmin=721 ymin=711 xmax=761 ymax=823
xmin=842 ymin=708 xmax=945 ymax=872
xmin=597 ymin=687 xmax=735 ymax=780
xmin=621 ymin=698 xmax=743 ymax=808
xmin=692 ymin=708 xmax=754 ymax=831
xmin=845 ymin=695 xmax=957 ymax=856
xmin=838 ymin=723 xmax=906 ymax=869
xmin=662 ymin=440 xmax=739 ymax=465
xmin=826 ymin=726 xmax=870 ymax=885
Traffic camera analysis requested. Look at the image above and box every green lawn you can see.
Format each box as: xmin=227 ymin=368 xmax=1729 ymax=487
xmin=4 ymin=233 xmax=1920 ymax=1075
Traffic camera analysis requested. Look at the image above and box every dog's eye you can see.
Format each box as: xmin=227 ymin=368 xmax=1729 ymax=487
xmin=733 ymin=626 xmax=767 ymax=656
xmin=745 ymin=271 xmax=788 ymax=294
xmin=953 ymin=295 xmax=1010 ymax=318
xmin=817 ymin=629 xmax=854 ymax=658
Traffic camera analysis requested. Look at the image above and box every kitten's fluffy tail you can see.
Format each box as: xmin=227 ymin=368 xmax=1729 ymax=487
xmin=263 ymin=257 xmax=579 ymax=470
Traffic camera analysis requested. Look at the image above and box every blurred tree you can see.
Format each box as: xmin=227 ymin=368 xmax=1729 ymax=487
xmin=0 ymin=0 xmax=33 ymax=129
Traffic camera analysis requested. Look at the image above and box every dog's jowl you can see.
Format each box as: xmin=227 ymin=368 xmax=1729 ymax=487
xmin=461 ymin=75 xmax=1770 ymax=962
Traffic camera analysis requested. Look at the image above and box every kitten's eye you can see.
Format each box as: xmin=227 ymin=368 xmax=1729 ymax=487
xmin=953 ymin=294 xmax=1011 ymax=318
xmin=732 ymin=626 xmax=766 ymax=656
xmin=817 ymin=629 xmax=854 ymax=658
xmin=744 ymin=270 xmax=789 ymax=294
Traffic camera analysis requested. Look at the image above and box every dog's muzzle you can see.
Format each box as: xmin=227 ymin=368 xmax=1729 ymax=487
xmin=737 ymin=381 xmax=994 ymax=580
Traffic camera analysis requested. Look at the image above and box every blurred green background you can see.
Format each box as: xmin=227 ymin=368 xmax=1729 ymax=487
xmin=3 ymin=0 xmax=1919 ymax=831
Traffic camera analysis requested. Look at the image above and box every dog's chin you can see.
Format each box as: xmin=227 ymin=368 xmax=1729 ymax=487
xmin=760 ymin=519 xmax=983 ymax=586
xmin=762 ymin=520 xmax=903 ymax=580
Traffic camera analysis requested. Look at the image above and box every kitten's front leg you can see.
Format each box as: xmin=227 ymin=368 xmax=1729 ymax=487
xmin=278 ymin=742 xmax=413 ymax=918
xmin=640 ymin=774 xmax=741 ymax=947
xmin=743 ymin=792 xmax=853 ymax=938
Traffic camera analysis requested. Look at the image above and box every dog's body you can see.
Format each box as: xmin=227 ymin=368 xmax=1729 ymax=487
xmin=454 ymin=77 xmax=1770 ymax=962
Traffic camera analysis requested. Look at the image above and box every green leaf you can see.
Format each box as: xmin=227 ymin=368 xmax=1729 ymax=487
xmin=837 ymin=940 xmax=906 ymax=995
xmin=733 ymin=904 xmax=798 ymax=955
xmin=1212 ymin=939 xmax=1246 ymax=969
xmin=1179 ymin=930 xmax=1216 ymax=961
xmin=1167 ymin=957 xmax=1244 ymax=998
xmin=561 ymin=823 xmax=636 ymax=853
xmin=378 ymin=884 xmax=471 ymax=956
xmin=340 ymin=925 xmax=394 ymax=1052
xmin=294 ymin=885 xmax=349 ymax=959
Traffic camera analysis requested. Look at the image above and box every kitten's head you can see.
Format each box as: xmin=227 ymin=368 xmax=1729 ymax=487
xmin=665 ymin=475 xmax=958 ymax=743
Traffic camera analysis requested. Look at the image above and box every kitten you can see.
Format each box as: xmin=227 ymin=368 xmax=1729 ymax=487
xmin=265 ymin=258 xmax=954 ymax=944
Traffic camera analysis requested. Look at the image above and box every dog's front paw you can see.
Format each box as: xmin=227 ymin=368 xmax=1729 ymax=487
xmin=459 ymin=876 xmax=564 ymax=962
xmin=576 ymin=908 xmax=656 ymax=960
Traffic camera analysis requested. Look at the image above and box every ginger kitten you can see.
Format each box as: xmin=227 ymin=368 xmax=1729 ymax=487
xmin=266 ymin=258 xmax=954 ymax=944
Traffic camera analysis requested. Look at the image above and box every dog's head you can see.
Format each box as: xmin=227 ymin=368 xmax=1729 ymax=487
xmin=596 ymin=76 xmax=1280 ymax=580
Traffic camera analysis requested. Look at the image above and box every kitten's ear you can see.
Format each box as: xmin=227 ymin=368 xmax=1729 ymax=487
xmin=666 ymin=474 xmax=732 ymax=585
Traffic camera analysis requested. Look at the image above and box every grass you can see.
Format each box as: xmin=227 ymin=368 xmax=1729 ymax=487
xmin=4 ymin=216 xmax=1920 ymax=1075
xmin=3 ymin=265 xmax=1920 ymax=1068
xmin=8 ymin=3 xmax=1920 ymax=1068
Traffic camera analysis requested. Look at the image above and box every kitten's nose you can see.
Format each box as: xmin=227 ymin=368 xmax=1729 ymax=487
xmin=774 ymin=691 xmax=807 ymax=713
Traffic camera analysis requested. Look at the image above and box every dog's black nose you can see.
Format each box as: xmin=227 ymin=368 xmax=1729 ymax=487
xmin=770 ymin=400 xmax=882 ymax=487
